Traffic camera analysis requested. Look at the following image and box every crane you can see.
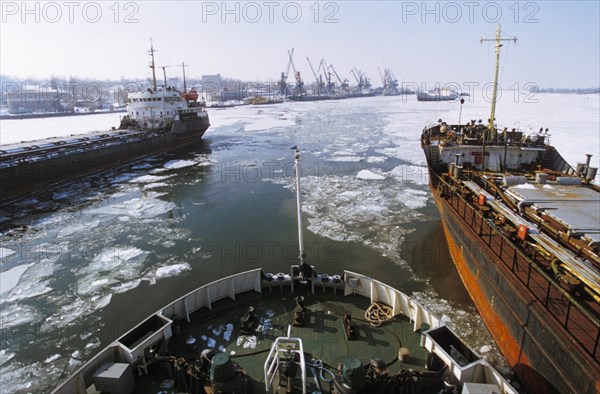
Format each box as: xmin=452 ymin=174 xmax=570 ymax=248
xmin=350 ymin=69 xmax=360 ymax=85
xmin=306 ymin=57 xmax=323 ymax=94
xmin=318 ymin=59 xmax=335 ymax=94
xmin=280 ymin=48 xmax=298 ymax=96
xmin=385 ymin=69 xmax=398 ymax=89
xmin=378 ymin=67 xmax=385 ymax=87
xmin=288 ymin=49 xmax=304 ymax=94
xmin=328 ymin=64 xmax=348 ymax=91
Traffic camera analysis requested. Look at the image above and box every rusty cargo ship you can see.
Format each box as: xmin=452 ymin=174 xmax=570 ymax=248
xmin=421 ymin=26 xmax=600 ymax=393
xmin=0 ymin=41 xmax=210 ymax=204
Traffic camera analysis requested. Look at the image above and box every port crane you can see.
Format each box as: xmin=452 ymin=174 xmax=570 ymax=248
xmin=318 ymin=59 xmax=335 ymax=95
xmin=306 ymin=57 xmax=324 ymax=95
xmin=350 ymin=68 xmax=370 ymax=92
xmin=280 ymin=48 xmax=303 ymax=96
xmin=328 ymin=64 xmax=349 ymax=92
xmin=379 ymin=68 xmax=399 ymax=94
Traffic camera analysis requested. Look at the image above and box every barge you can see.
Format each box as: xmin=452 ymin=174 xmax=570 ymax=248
xmin=0 ymin=40 xmax=210 ymax=204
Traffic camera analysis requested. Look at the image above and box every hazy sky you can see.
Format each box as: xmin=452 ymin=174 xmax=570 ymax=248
xmin=1 ymin=1 xmax=599 ymax=89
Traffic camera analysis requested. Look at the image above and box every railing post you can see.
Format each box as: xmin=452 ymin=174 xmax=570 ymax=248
xmin=594 ymin=326 xmax=600 ymax=359
xmin=526 ymin=263 xmax=532 ymax=287
xmin=479 ymin=215 xmax=484 ymax=235
xmin=544 ymin=280 xmax=552 ymax=307
xmin=564 ymin=301 xmax=571 ymax=329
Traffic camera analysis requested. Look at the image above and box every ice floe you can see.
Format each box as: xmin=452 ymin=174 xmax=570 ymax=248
xmin=356 ymin=170 xmax=385 ymax=180
xmin=0 ymin=263 xmax=33 ymax=295
xmin=163 ymin=159 xmax=198 ymax=169
xmin=156 ymin=262 xmax=191 ymax=279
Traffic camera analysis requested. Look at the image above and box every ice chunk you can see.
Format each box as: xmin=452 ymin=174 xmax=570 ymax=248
xmin=128 ymin=174 xmax=172 ymax=184
xmin=44 ymin=354 xmax=61 ymax=363
xmin=163 ymin=159 xmax=197 ymax=169
xmin=0 ymin=349 xmax=15 ymax=366
xmin=144 ymin=182 xmax=170 ymax=190
xmin=156 ymin=263 xmax=191 ymax=279
xmin=357 ymin=170 xmax=385 ymax=180
xmin=0 ymin=263 xmax=33 ymax=295
xmin=330 ymin=155 xmax=363 ymax=162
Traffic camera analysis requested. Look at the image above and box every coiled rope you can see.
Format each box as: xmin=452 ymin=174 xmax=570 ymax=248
xmin=364 ymin=302 xmax=394 ymax=326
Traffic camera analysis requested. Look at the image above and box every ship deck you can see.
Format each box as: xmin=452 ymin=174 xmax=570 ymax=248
xmin=506 ymin=183 xmax=600 ymax=244
xmin=0 ymin=128 xmax=150 ymax=166
xmin=443 ymin=182 xmax=600 ymax=362
xmin=127 ymin=287 xmax=429 ymax=394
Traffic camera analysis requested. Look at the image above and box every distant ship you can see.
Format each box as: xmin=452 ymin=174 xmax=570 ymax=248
xmin=0 ymin=40 xmax=210 ymax=205
xmin=416 ymin=88 xmax=458 ymax=102
xmin=53 ymin=148 xmax=519 ymax=394
xmin=421 ymin=26 xmax=600 ymax=393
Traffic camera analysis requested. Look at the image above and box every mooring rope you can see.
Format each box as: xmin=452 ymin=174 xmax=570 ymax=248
xmin=364 ymin=302 xmax=394 ymax=326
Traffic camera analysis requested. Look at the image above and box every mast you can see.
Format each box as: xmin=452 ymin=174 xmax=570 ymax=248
xmin=149 ymin=38 xmax=158 ymax=91
xmin=181 ymin=62 xmax=188 ymax=92
xmin=292 ymin=146 xmax=305 ymax=265
xmin=480 ymin=25 xmax=517 ymax=171
xmin=481 ymin=24 xmax=517 ymax=133
xmin=161 ymin=66 xmax=169 ymax=89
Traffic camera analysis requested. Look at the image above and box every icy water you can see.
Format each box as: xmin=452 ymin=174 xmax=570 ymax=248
xmin=0 ymin=94 xmax=598 ymax=392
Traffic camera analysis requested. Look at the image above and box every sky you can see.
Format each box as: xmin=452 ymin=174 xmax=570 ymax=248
xmin=1 ymin=1 xmax=599 ymax=89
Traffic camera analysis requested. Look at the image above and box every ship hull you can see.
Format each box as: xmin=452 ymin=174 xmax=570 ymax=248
xmin=0 ymin=118 xmax=209 ymax=204
xmin=431 ymin=185 xmax=600 ymax=394
xmin=416 ymin=93 xmax=457 ymax=102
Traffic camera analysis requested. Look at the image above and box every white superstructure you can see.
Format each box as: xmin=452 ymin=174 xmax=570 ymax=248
xmin=127 ymin=88 xmax=191 ymax=129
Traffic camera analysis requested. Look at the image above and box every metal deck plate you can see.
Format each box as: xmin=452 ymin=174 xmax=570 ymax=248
xmin=508 ymin=183 xmax=600 ymax=243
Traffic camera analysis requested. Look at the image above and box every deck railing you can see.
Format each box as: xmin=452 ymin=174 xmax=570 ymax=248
xmin=436 ymin=173 xmax=600 ymax=363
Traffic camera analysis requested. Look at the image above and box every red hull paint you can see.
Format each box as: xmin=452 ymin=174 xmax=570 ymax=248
xmin=433 ymin=192 xmax=600 ymax=394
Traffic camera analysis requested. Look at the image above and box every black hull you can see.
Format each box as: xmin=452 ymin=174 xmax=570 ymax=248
xmin=0 ymin=119 xmax=209 ymax=204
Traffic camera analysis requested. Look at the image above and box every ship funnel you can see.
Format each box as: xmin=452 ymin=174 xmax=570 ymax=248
xmin=585 ymin=154 xmax=593 ymax=168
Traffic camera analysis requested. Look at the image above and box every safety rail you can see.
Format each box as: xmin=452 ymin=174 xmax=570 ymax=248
xmin=436 ymin=173 xmax=600 ymax=363
xmin=264 ymin=325 xmax=307 ymax=393
xmin=343 ymin=271 xmax=441 ymax=331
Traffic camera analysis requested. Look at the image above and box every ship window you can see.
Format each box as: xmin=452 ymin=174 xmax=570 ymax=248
xmin=136 ymin=111 xmax=139 ymax=115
